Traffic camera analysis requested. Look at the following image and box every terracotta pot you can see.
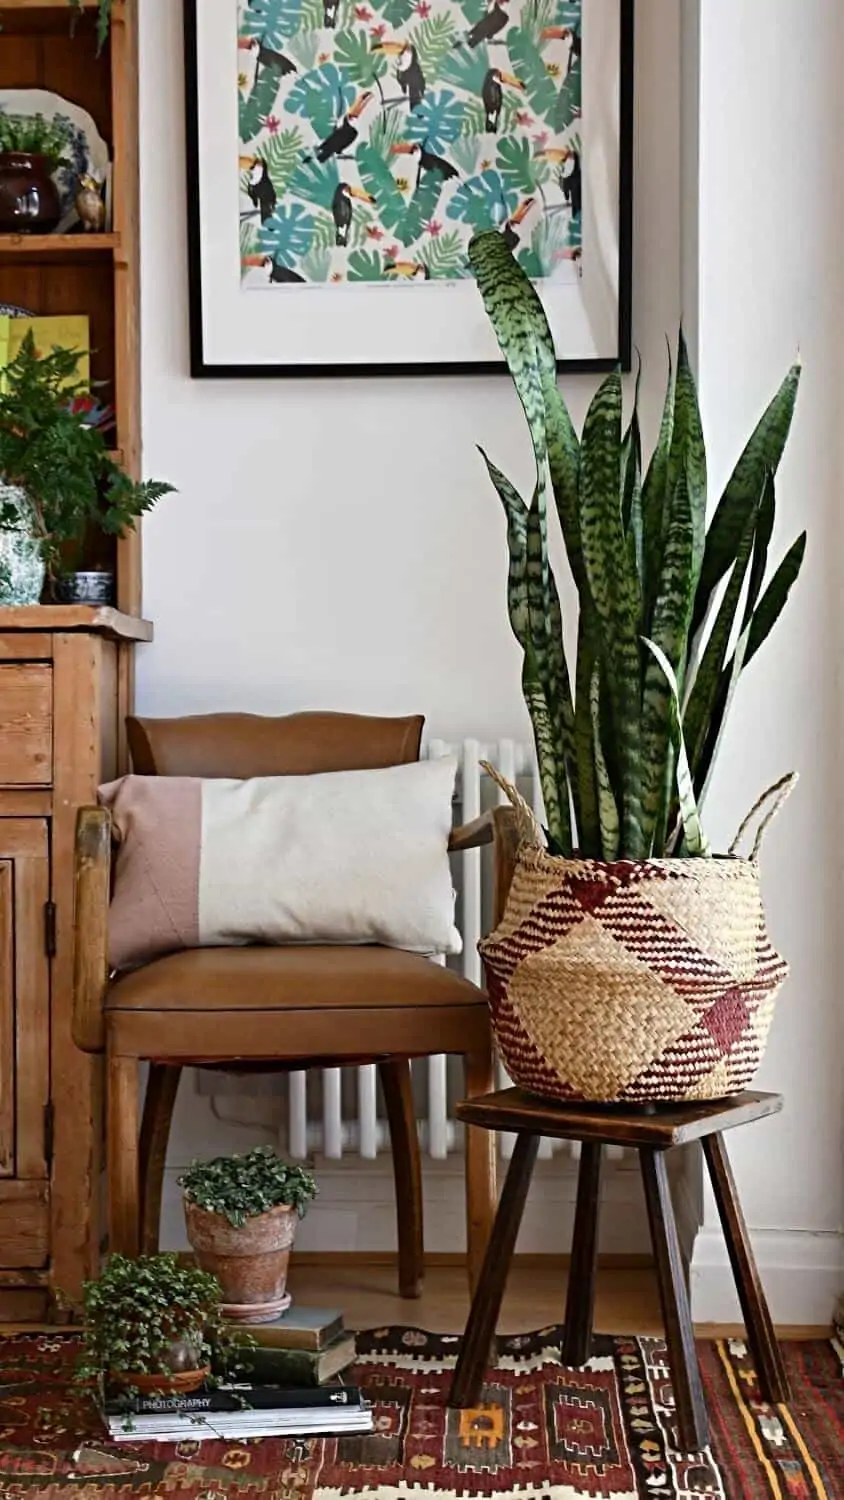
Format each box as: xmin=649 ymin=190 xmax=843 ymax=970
xmin=184 ymin=1199 xmax=297 ymax=1324
xmin=0 ymin=153 xmax=61 ymax=234
xmin=109 ymin=1364 xmax=210 ymax=1396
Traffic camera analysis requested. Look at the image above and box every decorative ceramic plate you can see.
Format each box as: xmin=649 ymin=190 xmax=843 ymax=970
xmin=0 ymin=89 xmax=110 ymax=230
xmin=0 ymin=304 xmax=35 ymax=318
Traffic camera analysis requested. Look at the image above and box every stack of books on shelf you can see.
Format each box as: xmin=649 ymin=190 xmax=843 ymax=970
xmin=104 ymin=1383 xmax=372 ymax=1444
xmin=104 ymin=1307 xmax=367 ymax=1444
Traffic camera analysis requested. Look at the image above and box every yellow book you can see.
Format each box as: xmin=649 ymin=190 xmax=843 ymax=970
xmin=7 ymin=315 xmax=90 ymax=389
xmin=0 ymin=315 xmax=11 ymax=395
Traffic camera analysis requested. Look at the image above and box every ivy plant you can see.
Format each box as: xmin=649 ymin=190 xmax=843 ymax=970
xmin=76 ymin=1253 xmax=235 ymax=1400
xmin=68 ymin=0 xmax=113 ymax=52
xmin=179 ymin=1145 xmax=318 ymax=1229
xmin=0 ymin=332 xmax=173 ymax=578
xmin=0 ymin=113 xmax=71 ymax=164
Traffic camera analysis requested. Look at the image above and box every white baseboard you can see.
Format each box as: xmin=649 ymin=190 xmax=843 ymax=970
xmin=690 ymin=1225 xmax=844 ymax=1326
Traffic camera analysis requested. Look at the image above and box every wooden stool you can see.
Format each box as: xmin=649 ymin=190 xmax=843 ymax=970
xmin=448 ymin=1088 xmax=789 ymax=1453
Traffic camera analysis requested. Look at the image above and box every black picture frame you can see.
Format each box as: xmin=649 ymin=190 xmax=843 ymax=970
xmin=184 ymin=0 xmax=634 ymax=379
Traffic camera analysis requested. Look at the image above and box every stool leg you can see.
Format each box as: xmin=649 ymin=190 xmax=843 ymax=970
xmin=640 ymin=1148 xmax=709 ymax=1453
xmin=449 ymin=1132 xmax=540 ymax=1410
xmin=702 ymin=1132 xmax=790 ymax=1404
xmin=562 ymin=1142 xmax=603 ymax=1366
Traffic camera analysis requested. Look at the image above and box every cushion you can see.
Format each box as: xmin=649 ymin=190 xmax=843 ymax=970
xmin=99 ymin=758 xmax=461 ymax=972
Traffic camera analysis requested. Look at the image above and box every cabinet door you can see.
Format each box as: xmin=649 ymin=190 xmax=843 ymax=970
xmin=0 ymin=822 xmax=49 ymax=1273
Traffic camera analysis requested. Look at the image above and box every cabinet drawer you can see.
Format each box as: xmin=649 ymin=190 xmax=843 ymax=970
xmin=0 ymin=665 xmax=52 ymax=786
xmin=0 ymin=1184 xmax=48 ymax=1269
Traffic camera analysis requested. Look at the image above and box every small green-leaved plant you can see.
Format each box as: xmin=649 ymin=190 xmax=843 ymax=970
xmin=76 ymin=1253 xmax=238 ymax=1404
xmin=67 ymin=0 xmax=113 ymax=51
xmin=0 ymin=112 xmax=71 ymax=165
xmin=180 ymin=1145 xmax=318 ymax=1229
xmin=0 ymin=332 xmax=173 ymax=578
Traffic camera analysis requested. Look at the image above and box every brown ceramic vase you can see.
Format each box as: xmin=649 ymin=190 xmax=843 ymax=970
xmin=184 ymin=1199 xmax=297 ymax=1324
xmin=0 ymin=153 xmax=61 ymax=234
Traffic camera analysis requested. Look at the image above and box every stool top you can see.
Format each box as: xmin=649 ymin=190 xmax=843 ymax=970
xmin=455 ymin=1088 xmax=783 ymax=1148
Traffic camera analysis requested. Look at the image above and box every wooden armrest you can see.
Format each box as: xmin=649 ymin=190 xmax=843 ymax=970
xmin=448 ymin=810 xmax=495 ymax=852
xmin=72 ymin=806 xmax=112 ymax=1054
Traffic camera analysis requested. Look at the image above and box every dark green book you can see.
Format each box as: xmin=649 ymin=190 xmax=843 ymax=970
xmin=222 ymin=1331 xmax=356 ymax=1389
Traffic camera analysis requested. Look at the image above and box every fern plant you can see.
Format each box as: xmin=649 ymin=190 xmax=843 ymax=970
xmin=469 ymin=230 xmax=805 ymax=860
xmin=67 ymin=0 xmax=113 ymax=51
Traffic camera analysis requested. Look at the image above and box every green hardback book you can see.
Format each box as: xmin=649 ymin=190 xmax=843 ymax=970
xmin=236 ymin=1305 xmax=345 ymax=1352
xmin=226 ymin=1331 xmax=357 ymax=1389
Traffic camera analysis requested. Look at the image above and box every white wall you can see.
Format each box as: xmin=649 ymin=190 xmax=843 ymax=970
xmin=685 ymin=0 xmax=844 ymax=1324
xmin=137 ymin=0 xmax=844 ymax=1319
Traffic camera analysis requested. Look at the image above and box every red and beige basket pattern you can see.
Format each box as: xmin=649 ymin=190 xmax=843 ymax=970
xmin=479 ymin=775 xmax=796 ymax=1104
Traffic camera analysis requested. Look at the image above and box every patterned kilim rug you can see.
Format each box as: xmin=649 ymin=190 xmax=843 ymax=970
xmin=0 ymin=1327 xmax=842 ymax=1498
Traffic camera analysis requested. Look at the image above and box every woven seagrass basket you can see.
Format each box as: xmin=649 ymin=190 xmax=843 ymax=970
xmin=479 ymin=771 xmax=796 ymax=1105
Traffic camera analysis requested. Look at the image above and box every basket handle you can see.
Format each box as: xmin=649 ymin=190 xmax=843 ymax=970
xmin=480 ymin=762 xmax=545 ymax=848
xmin=728 ymin=772 xmax=799 ymax=860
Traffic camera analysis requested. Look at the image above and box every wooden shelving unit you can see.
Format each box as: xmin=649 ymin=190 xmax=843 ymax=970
xmin=0 ymin=0 xmax=146 ymax=1316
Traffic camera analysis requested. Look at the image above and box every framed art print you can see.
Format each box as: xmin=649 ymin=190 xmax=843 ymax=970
xmin=184 ymin=0 xmax=633 ymax=376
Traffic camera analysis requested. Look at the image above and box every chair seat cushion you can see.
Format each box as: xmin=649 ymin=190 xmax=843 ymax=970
xmin=106 ymin=945 xmax=486 ymax=1013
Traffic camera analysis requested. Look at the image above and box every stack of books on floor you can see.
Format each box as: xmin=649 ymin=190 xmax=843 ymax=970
xmin=105 ymin=1307 xmax=370 ymax=1444
xmin=105 ymin=1384 xmax=372 ymax=1443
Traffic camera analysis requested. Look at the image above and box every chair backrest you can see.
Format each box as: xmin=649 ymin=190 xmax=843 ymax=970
xmin=125 ymin=711 xmax=425 ymax=778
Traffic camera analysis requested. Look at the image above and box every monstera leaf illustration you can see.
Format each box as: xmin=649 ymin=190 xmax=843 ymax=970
xmin=496 ymin=135 xmax=549 ymax=197
xmin=348 ymin=249 xmax=385 ymax=281
xmin=506 ymin=26 xmax=558 ymax=117
xmin=356 ymin=142 xmax=409 ymax=231
xmin=258 ymin=201 xmax=315 ymax=265
xmin=396 ymin=169 xmax=442 ymax=244
xmin=240 ymin=66 xmax=283 ymax=145
xmin=405 ymin=90 xmax=465 ymax=153
xmin=334 ymin=28 xmax=388 ymax=91
xmin=240 ymin=0 xmax=304 ymax=45
xmin=288 ymin=156 xmax=340 ymax=209
xmin=439 ymin=42 xmax=491 ymax=97
xmin=554 ymin=68 xmax=581 ymax=133
xmin=382 ymin=0 xmax=416 ymax=25
xmin=287 ymin=64 xmax=355 ymax=139
xmin=446 ymin=168 xmax=516 ymax=230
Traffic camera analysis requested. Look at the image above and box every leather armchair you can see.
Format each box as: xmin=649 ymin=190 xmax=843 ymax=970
xmin=72 ymin=711 xmax=519 ymax=1295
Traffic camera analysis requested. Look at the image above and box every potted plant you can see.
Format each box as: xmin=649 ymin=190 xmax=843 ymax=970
xmin=77 ymin=1252 xmax=231 ymax=1402
xmin=0 ymin=331 xmax=172 ymax=605
xmin=179 ymin=1146 xmax=318 ymax=1325
xmin=469 ymin=230 xmax=805 ymax=1105
xmin=0 ymin=113 xmax=71 ymax=234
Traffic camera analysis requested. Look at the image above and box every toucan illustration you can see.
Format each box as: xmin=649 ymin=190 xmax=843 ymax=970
xmin=237 ymin=34 xmax=297 ymax=75
xmin=501 ymin=196 xmax=535 ymax=251
xmin=384 ymin=260 xmax=430 ymax=280
xmin=459 ymin=0 xmax=509 ymax=50
xmin=540 ymin=24 xmax=581 ymax=79
xmin=390 ymin=139 xmax=458 ymax=193
xmin=323 ymin=0 xmax=340 ymax=26
xmin=239 ymin=156 xmax=277 ymax=222
xmin=372 ymin=40 xmax=426 ymax=109
xmin=314 ymin=92 xmax=374 ymax=163
xmin=534 ymin=146 xmax=582 ymax=216
xmin=481 ymin=67 xmax=523 ymax=132
xmin=331 ymin=182 xmax=375 ymax=246
xmin=240 ymin=254 xmax=305 ymax=283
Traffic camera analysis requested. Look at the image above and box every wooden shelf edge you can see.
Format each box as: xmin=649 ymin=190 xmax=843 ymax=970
xmin=0 ymin=0 xmax=123 ymax=10
xmin=0 ymin=233 xmax=119 ymax=254
xmin=0 ymin=606 xmax=152 ymax=642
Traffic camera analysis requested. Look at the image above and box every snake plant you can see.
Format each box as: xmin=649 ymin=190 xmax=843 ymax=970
xmin=470 ymin=230 xmax=805 ymax=860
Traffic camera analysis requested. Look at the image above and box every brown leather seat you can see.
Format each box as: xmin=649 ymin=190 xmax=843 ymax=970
xmin=73 ymin=710 xmax=506 ymax=1298
xmin=108 ymin=946 xmax=485 ymax=1012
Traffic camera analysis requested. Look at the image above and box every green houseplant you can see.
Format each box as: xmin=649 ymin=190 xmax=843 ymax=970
xmin=77 ymin=1252 xmax=231 ymax=1402
xmin=0 ymin=113 xmax=71 ymax=235
xmin=469 ymin=230 xmax=805 ymax=1104
xmin=179 ymin=1146 xmax=318 ymax=1325
xmin=0 ymin=332 xmax=172 ymax=604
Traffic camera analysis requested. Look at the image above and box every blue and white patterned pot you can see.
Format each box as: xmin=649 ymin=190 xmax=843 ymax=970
xmin=0 ymin=484 xmax=45 ymax=605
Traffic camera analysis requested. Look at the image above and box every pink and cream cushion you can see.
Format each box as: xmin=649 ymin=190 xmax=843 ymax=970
xmin=98 ymin=758 xmax=461 ymax=972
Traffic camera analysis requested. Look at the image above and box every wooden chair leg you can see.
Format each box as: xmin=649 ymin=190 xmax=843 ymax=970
xmin=107 ymin=1050 xmax=140 ymax=1258
xmin=464 ymin=1043 xmax=496 ymax=1296
xmin=379 ymin=1059 xmax=424 ymax=1299
xmin=562 ymin=1142 xmax=603 ymax=1367
xmin=449 ymin=1132 xmax=539 ymax=1410
xmin=640 ymin=1148 xmax=709 ymax=1454
xmin=702 ymin=1132 xmax=790 ymax=1403
xmin=139 ymin=1064 xmax=182 ymax=1256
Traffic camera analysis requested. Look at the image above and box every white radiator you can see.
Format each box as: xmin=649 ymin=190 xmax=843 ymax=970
xmin=224 ymin=739 xmax=603 ymax=1168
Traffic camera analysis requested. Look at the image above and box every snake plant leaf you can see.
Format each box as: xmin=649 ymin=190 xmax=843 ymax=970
xmin=668 ymin=330 xmax=707 ymax=583
xmin=640 ymin=466 xmax=696 ymax=851
xmin=742 ymin=469 xmax=776 ymax=630
xmin=522 ymin=647 xmax=571 ymax=853
xmin=691 ymin=363 xmax=801 ymax=637
xmin=574 ymin=606 xmax=601 ymax=857
xmin=640 ymin=342 xmax=674 ymax=626
xmin=590 ymin=663 xmax=620 ymax=861
xmin=743 ymin=530 xmax=807 ymax=668
xmin=683 ymin=498 xmax=758 ymax=778
xmin=479 ymin=449 xmax=529 ymax=647
xmin=696 ymin=615 xmax=753 ymax=814
xmin=579 ymin=370 xmax=645 ymax=857
xmin=642 ymin=637 xmax=710 ymax=856
xmin=621 ymin=357 xmax=643 ymax=581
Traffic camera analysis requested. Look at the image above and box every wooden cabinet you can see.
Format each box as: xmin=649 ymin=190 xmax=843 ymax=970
xmin=0 ymin=610 xmax=151 ymax=1318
